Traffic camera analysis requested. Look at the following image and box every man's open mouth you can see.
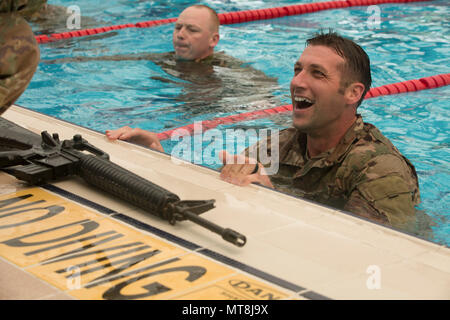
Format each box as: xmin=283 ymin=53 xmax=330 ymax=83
xmin=294 ymin=96 xmax=314 ymax=110
xmin=175 ymin=43 xmax=189 ymax=49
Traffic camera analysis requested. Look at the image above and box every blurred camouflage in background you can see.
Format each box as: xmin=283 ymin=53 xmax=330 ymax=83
xmin=0 ymin=0 xmax=40 ymax=115
xmin=0 ymin=0 xmax=47 ymax=19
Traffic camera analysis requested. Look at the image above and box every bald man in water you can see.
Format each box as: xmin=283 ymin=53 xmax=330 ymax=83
xmin=41 ymin=4 xmax=278 ymax=149
xmin=104 ymin=5 xmax=220 ymax=150
xmin=172 ymin=5 xmax=220 ymax=61
xmin=102 ymin=5 xmax=277 ymax=150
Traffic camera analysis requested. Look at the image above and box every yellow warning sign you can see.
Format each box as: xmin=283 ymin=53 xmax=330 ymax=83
xmin=69 ymin=253 xmax=236 ymax=300
xmin=27 ymin=217 xmax=187 ymax=292
xmin=0 ymin=189 xmax=108 ymax=266
xmin=0 ymin=188 xmax=295 ymax=300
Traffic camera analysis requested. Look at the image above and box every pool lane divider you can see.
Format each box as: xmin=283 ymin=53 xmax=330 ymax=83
xmin=35 ymin=0 xmax=431 ymax=44
xmin=156 ymin=73 xmax=450 ymax=141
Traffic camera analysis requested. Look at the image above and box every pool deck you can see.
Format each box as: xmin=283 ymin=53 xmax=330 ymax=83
xmin=1 ymin=105 xmax=449 ymax=300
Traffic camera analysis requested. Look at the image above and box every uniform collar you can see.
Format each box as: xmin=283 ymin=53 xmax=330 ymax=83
xmin=280 ymin=114 xmax=365 ymax=168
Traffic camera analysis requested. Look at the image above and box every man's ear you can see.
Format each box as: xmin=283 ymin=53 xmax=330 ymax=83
xmin=345 ymin=82 xmax=365 ymax=106
xmin=210 ymin=32 xmax=220 ymax=49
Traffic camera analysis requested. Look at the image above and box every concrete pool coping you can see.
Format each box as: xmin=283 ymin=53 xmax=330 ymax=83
xmin=1 ymin=105 xmax=449 ymax=300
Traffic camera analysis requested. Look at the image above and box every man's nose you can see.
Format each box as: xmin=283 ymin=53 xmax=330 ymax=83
xmin=291 ymin=70 xmax=307 ymax=89
xmin=176 ymin=27 xmax=186 ymax=39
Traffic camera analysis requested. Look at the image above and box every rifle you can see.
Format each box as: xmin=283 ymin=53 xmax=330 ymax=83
xmin=0 ymin=117 xmax=246 ymax=247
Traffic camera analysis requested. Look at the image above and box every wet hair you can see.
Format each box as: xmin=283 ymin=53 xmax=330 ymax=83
xmin=306 ymin=30 xmax=372 ymax=107
xmin=190 ymin=4 xmax=220 ymax=33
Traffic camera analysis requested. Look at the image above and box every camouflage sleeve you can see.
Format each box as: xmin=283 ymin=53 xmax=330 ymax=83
xmin=0 ymin=13 xmax=39 ymax=115
xmin=0 ymin=1 xmax=47 ymax=20
xmin=344 ymin=154 xmax=419 ymax=229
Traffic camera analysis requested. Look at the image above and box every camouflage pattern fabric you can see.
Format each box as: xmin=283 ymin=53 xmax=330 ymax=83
xmin=0 ymin=0 xmax=28 ymax=13
xmin=246 ymin=114 xmax=421 ymax=231
xmin=0 ymin=0 xmax=47 ymax=20
xmin=0 ymin=8 xmax=40 ymax=115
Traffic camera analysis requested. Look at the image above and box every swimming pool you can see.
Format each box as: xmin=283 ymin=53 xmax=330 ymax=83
xmin=18 ymin=0 xmax=449 ymax=246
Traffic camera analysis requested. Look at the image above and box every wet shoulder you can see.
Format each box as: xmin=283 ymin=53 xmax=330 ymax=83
xmin=208 ymin=51 xmax=245 ymax=68
xmin=356 ymin=122 xmax=399 ymax=151
xmin=344 ymin=121 xmax=416 ymax=175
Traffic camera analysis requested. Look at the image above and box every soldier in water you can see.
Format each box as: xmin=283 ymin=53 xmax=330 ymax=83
xmin=220 ymin=31 xmax=424 ymax=234
xmin=41 ymin=4 xmax=281 ymax=149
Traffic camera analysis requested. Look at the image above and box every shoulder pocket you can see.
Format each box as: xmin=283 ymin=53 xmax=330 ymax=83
xmin=356 ymin=176 xmax=417 ymax=228
xmin=357 ymin=175 xmax=412 ymax=201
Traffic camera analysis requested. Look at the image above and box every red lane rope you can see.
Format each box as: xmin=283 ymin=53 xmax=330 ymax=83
xmin=35 ymin=0 xmax=430 ymax=43
xmin=156 ymin=73 xmax=450 ymax=141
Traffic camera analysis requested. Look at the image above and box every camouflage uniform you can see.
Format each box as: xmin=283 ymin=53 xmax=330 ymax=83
xmin=0 ymin=0 xmax=40 ymax=115
xmin=0 ymin=0 xmax=47 ymax=21
xmin=247 ymin=114 xmax=420 ymax=230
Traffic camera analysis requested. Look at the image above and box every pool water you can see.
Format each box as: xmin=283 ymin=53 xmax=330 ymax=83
xmin=18 ymin=0 xmax=449 ymax=246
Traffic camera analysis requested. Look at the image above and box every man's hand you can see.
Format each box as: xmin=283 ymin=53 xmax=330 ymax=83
xmin=219 ymin=150 xmax=273 ymax=188
xmin=105 ymin=126 xmax=164 ymax=152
